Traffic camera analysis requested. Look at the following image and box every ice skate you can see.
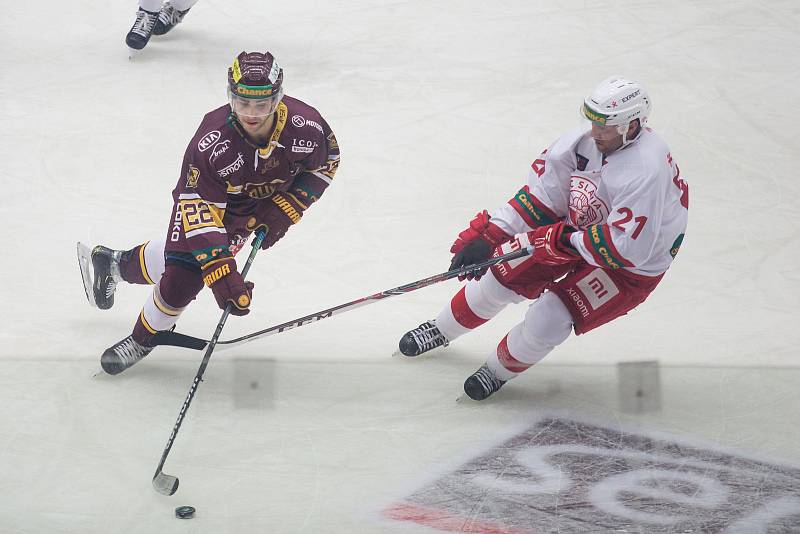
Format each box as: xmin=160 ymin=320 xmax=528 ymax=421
xmin=463 ymin=364 xmax=506 ymax=400
xmin=398 ymin=320 xmax=449 ymax=356
xmin=125 ymin=8 xmax=159 ymax=51
xmin=153 ymin=2 xmax=190 ymax=35
xmin=101 ymin=335 xmax=154 ymax=375
xmin=91 ymin=245 xmax=122 ymax=310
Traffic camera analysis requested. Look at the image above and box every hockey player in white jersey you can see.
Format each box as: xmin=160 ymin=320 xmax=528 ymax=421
xmin=398 ymin=76 xmax=689 ymax=400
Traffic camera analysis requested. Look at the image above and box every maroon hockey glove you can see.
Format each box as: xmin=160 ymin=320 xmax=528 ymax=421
xmin=525 ymin=221 xmax=581 ymax=266
xmin=450 ymin=210 xmax=511 ymax=281
xmin=246 ymin=193 xmax=305 ymax=250
xmin=201 ymin=257 xmax=254 ymax=316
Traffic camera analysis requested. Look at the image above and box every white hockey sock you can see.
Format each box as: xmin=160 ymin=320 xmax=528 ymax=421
xmin=141 ymin=238 xmax=167 ymax=284
xmin=487 ymin=291 xmax=574 ymax=380
xmin=140 ymin=280 xmax=186 ymax=333
xmin=170 ymin=0 xmax=197 ymax=11
xmin=139 ymin=0 xmax=163 ymax=13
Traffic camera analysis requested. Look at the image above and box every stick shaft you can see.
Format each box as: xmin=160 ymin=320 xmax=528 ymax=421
xmin=153 ymin=245 xmax=532 ymax=351
xmin=152 ymin=232 xmax=265 ymax=480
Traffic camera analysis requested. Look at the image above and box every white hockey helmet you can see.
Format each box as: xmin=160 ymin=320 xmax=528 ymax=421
xmin=581 ymin=76 xmax=651 ymax=143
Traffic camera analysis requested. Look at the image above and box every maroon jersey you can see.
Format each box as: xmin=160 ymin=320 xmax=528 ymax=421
xmin=164 ymin=95 xmax=339 ymax=260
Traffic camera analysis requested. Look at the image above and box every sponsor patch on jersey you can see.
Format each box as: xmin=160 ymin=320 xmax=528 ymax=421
xmin=185 ymin=165 xmax=200 ymax=188
xmin=217 ymin=152 xmax=245 ymax=178
xmin=670 ymin=233 xmax=684 ymax=258
xmin=291 ymin=115 xmax=306 ymax=127
xmin=511 ymin=186 xmax=557 ymax=227
xmin=291 ymin=138 xmax=318 ymax=154
xmin=575 ymin=268 xmax=619 ymax=310
xmin=198 ymin=130 xmax=221 ymax=152
xmin=208 ymin=139 xmax=231 ymax=163
xmin=585 ymin=224 xmax=632 ymax=270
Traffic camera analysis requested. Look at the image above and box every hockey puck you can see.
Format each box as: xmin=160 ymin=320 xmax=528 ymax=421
xmin=175 ymin=506 xmax=195 ymax=519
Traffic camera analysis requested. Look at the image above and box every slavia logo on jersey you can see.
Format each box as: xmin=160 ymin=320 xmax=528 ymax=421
xmin=198 ymin=130 xmax=221 ymax=152
xmin=569 ymin=173 xmax=609 ymax=229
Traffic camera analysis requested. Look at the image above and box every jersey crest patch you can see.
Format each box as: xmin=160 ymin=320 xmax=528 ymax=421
xmin=185 ymin=165 xmax=200 ymax=188
xmin=569 ymin=173 xmax=609 ymax=229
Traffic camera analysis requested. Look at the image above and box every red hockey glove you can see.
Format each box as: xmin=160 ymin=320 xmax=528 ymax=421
xmin=450 ymin=210 xmax=511 ymax=280
xmin=201 ymin=257 xmax=254 ymax=316
xmin=526 ymin=221 xmax=580 ymax=266
xmin=246 ymin=193 xmax=306 ymax=250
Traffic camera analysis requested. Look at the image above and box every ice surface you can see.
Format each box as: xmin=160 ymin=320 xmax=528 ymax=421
xmin=1 ymin=1 xmax=799 ymax=532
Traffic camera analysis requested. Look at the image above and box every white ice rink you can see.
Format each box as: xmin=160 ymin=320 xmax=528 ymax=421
xmin=1 ymin=1 xmax=799 ymax=532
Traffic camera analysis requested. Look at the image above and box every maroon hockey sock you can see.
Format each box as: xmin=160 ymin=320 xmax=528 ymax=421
xmin=119 ymin=244 xmax=155 ymax=285
xmin=132 ymin=312 xmax=157 ymax=347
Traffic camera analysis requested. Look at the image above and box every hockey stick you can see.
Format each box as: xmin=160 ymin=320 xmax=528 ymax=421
xmin=152 ymin=245 xmax=533 ymax=352
xmin=152 ymin=230 xmax=265 ymax=496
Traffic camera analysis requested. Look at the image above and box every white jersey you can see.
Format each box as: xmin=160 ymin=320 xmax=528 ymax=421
xmin=489 ymin=126 xmax=689 ymax=277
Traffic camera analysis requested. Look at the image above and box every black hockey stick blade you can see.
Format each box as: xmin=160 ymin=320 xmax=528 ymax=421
xmin=153 ymin=470 xmax=179 ymax=496
xmin=152 ymin=330 xmax=207 ymax=350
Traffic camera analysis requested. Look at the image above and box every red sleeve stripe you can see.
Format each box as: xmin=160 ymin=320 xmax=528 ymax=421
xmin=583 ymin=224 xmax=634 ymax=269
xmin=508 ymin=185 xmax=558 ymax=228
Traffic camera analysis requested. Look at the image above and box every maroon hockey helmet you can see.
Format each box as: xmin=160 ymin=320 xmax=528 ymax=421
xmin=228 ymin=51 xmax=283 ymax=99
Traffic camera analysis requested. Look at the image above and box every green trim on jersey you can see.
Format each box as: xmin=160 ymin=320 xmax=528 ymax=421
xmin=512 ymin=187 xmax=557 ymax=227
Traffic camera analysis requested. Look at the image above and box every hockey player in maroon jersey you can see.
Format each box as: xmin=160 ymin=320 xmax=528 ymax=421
xmin=80 ymin=51 xmax=340 ymax=375
xmin=398 ymin=76 xmax=688 ymax=401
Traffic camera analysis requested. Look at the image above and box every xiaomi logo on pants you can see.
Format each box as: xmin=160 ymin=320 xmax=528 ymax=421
xmin=576 ymin=268 xmax=619 ymax=309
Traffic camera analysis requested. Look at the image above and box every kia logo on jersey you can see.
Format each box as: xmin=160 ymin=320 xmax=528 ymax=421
xmin=197 ymin=130 xmax=221 ymax=152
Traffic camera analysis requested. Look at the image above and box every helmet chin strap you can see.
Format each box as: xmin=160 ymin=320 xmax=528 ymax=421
xmin=619 ymin=119 xmax=642 ymax=148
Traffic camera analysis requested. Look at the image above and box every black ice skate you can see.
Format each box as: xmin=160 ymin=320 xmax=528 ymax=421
xmin=398 ymin=320 xmax=448 ymax=356
xmin=463 ymin=364 xmax=506 ymax=401
xmin=153 ymin=2 xmax=190 ymax=35
xmin=91 ymin=245 xmax=122 ymax=310
xmin=125 ymin=8 xmax=159 ymax=50
xmin=101 ymin=335 xmax=154 ymax=375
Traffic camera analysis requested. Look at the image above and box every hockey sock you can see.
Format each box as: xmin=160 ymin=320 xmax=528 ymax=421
xmin=119 ymin=239 xmax=166 ymax=285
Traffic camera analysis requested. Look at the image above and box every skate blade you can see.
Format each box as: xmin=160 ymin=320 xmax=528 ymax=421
xmin=128 ymin=47 xmax=142 ymax=60
xmin=77 ymin=242 xmax=97 ymax=308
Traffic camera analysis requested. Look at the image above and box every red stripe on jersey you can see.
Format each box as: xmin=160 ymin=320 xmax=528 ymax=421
xmin=450 ymin=287 xmax=488 ymax=329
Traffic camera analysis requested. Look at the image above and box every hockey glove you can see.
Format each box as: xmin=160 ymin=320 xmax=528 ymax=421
xmin=450 ymin=210 xmax=511 ymax=281
xmin=246 ymin=193 xmax=305 ymax=250
xmin=525 ymin=221 xmax=581 ymax=266
xmin=201 ymin=257 xmax=254 ymax=316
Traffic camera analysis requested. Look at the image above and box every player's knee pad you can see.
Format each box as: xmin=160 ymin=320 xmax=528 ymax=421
xmin=521 ymin=291 xmax=573 ymax=350
xmin=502 ymin=292 xmax=573 ymax=367
xmin=464 ymin=268 xmax=526 ymax=318
xmin=139 ymin=265 xmax=202 ymax=334
xmin=158 ymin=263 xmax=204 ymax=309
